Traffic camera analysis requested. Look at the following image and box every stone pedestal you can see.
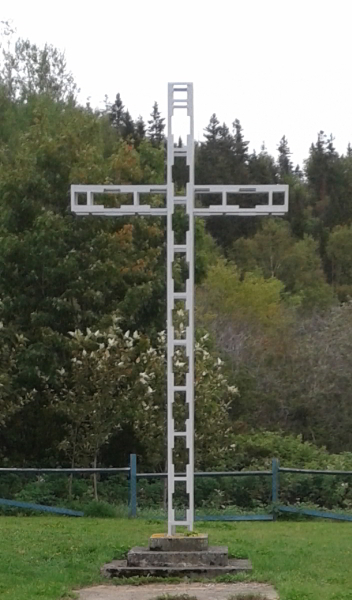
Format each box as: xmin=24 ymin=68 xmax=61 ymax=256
xmin=102 ymin=533 xmax=252 ymax=578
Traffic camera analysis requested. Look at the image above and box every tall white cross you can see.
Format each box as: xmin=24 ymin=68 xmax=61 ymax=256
xmin=71 ymin=82 xmax=289 ymax=534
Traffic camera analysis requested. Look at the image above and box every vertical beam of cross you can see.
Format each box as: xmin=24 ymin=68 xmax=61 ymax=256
xmin=70 ymin=82 xmax=289 ymax=535
xmin=167 ymin=83 xmax=195 ymax=534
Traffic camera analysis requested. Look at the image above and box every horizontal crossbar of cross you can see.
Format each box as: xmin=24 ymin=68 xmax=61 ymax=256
xmin=71 ymin=183 xmax=289 ymax=217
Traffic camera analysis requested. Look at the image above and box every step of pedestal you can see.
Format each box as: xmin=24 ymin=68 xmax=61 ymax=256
xmin=127 ymin=546 xmax=228 ymax=567
xmin=149 ymin=533 xmax=208 ymax=552
xmin=101 ymin=558 xmax=252 ymax=579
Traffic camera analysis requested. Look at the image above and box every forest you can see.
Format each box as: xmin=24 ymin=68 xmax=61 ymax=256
xmin=1 ymin=26 xmax=352 ymax=512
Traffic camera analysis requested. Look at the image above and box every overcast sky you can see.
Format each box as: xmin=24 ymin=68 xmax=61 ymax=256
xmin=3 ymin=0 xmax=352 ymax=168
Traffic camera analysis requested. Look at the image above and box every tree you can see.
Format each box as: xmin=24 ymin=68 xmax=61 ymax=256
xmin=196 ymin=114 xmax=228 ymax=184
xmin=0 ymin=318 xmax=35 ymax=430
xmin=0 ymin=36 xmax=77 ymax=102
xmin=122 ymin=110 xmax=135 ymax=140
xmin=204 ymin=113 xmax=221 ymax=143
xmin=232 ymin=118 xmax=249 ymax=182
xmin=147 ymin=101 xmax=165 ymax=146
xmin=196 ymin=115 xmax=254 ymax=248
xmin=249 ymin=144 xmax=277 ymax=184
xmin=230 ymin=220 xmax=334 ymax=311
xmin=135 ymin=115 xmax=146 ymax=147
xmin=250 ymin=304 xmax=352 ymax=451
xmin=277 ymin=135 xmax=293 ymax=178
xmin=305 ymin=131 xmax=346 ymax=227
xmin=327 ymin=224 xmax=352 ymax=300
xmin=231 ymin=219 xmax=293 ymax=278
xmin=197 ymin=258 xmax=286 ymax=336
xmin=108 ymin=92 xmax=125 ymax=135
xmin=283 ymin=236 xmax=335 ymax=310
xmin=43 ymin=317 xmax=238 ymax=488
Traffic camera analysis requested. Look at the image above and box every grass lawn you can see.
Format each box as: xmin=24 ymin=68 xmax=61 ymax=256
xmin=1 ymin=517 xmax=352 ymax=600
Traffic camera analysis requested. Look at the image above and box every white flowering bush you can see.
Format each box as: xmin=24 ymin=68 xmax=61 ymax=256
xmin=43 ymin=312 xmax=238 ymax=481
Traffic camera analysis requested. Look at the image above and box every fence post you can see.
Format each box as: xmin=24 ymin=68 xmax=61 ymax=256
xmin=129 ymin=454 xmax=137 ymax=518
xmin=272 ymin=458 xmax=279 ymax=520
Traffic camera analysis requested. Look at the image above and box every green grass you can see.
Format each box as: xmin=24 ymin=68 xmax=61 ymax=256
xmin=1 ymin=517 xmax=352 ymax=600
xmin=152 ymin=595 xmax=198 ymax=600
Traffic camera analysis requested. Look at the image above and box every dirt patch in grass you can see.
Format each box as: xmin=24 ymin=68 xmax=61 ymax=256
xmin=78 ymin=583 xmax=277 ymax=600
xmin=152 ymin=595 xmax=269 ymax=600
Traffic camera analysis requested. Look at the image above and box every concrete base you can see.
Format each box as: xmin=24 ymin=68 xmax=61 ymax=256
xmin=101 ymin=533 xmax=252 ymax=579
xmin=149 ymin=533 xmax=209 ymax=552
xmin=128 ymin=546 xmax=228 ymax=567
xmin=101 ymin=558 xmax=252 ymax=579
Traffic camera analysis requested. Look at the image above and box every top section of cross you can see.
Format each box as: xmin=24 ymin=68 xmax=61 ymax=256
xmin=71 ymin=82 xmax=289 ymax=217
xmin=167 ymin=82 xmax=194 ymax=181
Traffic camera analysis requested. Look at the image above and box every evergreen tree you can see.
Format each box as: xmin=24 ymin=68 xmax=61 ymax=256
xmin=277 ymin=135 xmax=293 ymax=178
xmin=305 ymin=131 xmax=345 ymax=227
xmin=147 ymin=101 xmax=165 ymax=146
xmin=196 ymin=114 xmax=232 ymax=185
xmin=135 ymin=115 xmax=146 ymax=145
xmin=305 ymin=131 xmax=331 ymax=207
xmin=249 ymin=144 xmax=277 ymax=184
xmin=232 ymin=119 xmax=249 ymax=182
xmin=109 ymin=92 xmax=125 ymax=135
xmin=122 ymin=110 xmax=135 ymax=140
xmin=197 ymin=116 xmax=255 ymax=247
xmin=204 ymin=113 xmax=222 ymax=143
xmin=294 ymin=164 xmax=303 ymax=179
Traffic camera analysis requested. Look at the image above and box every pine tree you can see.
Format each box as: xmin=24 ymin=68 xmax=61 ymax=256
xmin=204 ymin=113 xmax=221 ymax=143
xmin=135 ymin=115 xmax=146 ymax=139
xmin=305 ymin=131 xmax=332 ymax=208
xmin=249 ymin=144 xmax=277 ymax=184
xmin=122 ymin=110 xmax=135 ymax=140
xmin=233 ymin=119 xmax=249 ymax=163
xmin=294 ymin=164 xmax=303 ymax=179
xmin=147 ymin=101 xmax=165 ymax=146
xmin=232 ymin=119 xmax=249 ymax=183
xmin=277 ymin=135 xmax=293 ymax=178
xmin=305 ymin=131 xmax=347 ymax=227
xmin=109 ymin=93 xmax=125 ymax=135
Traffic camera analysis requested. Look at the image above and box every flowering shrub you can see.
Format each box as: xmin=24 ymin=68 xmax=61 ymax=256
xmin=42 ymin=313 xmax=238 ymax=474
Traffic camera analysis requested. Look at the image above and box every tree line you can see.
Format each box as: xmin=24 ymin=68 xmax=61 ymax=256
xmin=1 ymin=26 xmax=352 ymax=497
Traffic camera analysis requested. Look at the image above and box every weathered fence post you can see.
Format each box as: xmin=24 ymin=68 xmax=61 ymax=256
xmin=128 ymin=454 xmax=137 ymax=518
xmin=272 ymin=458 xmax=279 ymax=520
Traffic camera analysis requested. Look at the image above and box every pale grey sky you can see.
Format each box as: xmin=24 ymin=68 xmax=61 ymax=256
xmin=3 ymin=0 xmax=352 ymax=167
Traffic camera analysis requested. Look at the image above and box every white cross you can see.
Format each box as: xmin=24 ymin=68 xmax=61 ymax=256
xmin=71 ymin=82 xmax=289 ymax=534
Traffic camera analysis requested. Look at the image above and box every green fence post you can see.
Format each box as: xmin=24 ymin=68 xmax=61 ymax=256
xmin=129 ymin=454 xmax=137 ymax=518
xmin=272 ymin=458 xmax=279 ymax=520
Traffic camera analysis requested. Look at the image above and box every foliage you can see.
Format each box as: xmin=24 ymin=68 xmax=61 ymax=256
xmin=40 ymin=318 xmax=238 ymax=474
xmin=326 ymin=224 xmax=352 ymax=300
xmin=3 ymin=28 xmax=352 ymax=483
xmin=231 ymin=219 xmax=335 ymax=311
xmin=0 ymin=315 xmax=35 ymax=431
xmin=147 ymin=101 xmax=165 ymax=146
xmin=197 ymin=258 xmax=286 ymax=330
xmin=0 ymin=32 xmax=77 ymax=102
xmin=2 ymin=430 xmax=352 ymax=512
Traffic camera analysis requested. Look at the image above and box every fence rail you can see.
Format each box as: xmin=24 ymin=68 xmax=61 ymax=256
xmin=0 ymin=468 xmax=129 ymax=474
xmin=0 ymin=455 xmax=352 ymax=522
